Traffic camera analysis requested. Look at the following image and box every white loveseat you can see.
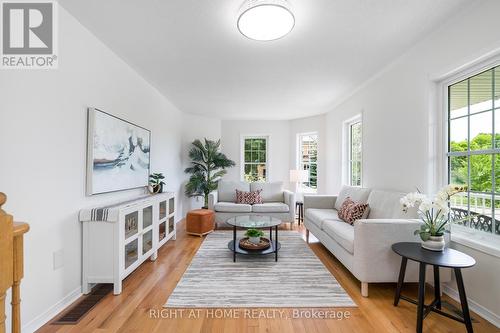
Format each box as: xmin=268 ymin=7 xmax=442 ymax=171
xmin=304 ymin=186 xmax=449 ymax=297
xmin=208 ymin=181 xmax=295 ymax=227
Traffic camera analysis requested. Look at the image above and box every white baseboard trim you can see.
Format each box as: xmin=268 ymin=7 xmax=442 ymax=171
xmin=22 ymin=286 xmax=82 ymax=333
xmin=443 ymin=285 xmax=500 ymax=328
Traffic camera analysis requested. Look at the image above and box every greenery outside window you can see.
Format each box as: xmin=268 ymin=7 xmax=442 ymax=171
xmin=242 ymin=136 xmax=268 ymax=182
xmin=349 ymin=121 xmax=362 ymax=187
xmin=447 ymin=65 xmax=500 ymax=235
xmin=298 ymin=133 xmax=318 ymax=191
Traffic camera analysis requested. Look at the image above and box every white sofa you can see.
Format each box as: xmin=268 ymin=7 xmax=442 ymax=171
xmin=208 ymin=181 xmax=295 ymax=227
xmin=304 ymin=186 xmax=449 ymax=297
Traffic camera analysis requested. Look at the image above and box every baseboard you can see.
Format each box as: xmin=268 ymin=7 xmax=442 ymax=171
xmin=22 ymin=286 xmax=82 ymax=333
xmin=443 ymin=285 xmax=500 ymax=328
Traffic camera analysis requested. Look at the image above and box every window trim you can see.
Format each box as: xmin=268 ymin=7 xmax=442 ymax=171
xmin=296 ymin=131 xmax=319 ymax=192
xmin=451 ymin=224 xmax=500 ymax=259
xmin=439 ymin=55 xmax=500 ymax=247
xmin=240 ymin=134 xmax=270 ymax=182
xmin=343 ymin=114 xmax=363 ymax=187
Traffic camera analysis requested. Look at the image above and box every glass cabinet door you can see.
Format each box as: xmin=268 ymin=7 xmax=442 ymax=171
xmin=125 ymin=239 xmax=138 ymax=269
xmin=159 ymin=221 xmax=166 ymax=242
xmin=124 ymin=211 xmax=138 ymax=239
xmin=142 ymin=230 xmax=153 ymax=254
xmin=168 ymin=197 xmax=175 ymax=215
xmin=143 ymin=205 xmax=153 ymax=229
xmin=159 ymin=200 xmax=167 ymax=220
xmin=168 ymin=216 xmax=175 ymax=234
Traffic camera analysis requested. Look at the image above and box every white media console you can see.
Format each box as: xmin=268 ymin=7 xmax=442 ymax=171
xmin=79 ymin=192 xmax=176 ymax=294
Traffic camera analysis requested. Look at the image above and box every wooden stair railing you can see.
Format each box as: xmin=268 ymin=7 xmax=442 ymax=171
xmin=0 ymin=193 xmax=29 ymax=333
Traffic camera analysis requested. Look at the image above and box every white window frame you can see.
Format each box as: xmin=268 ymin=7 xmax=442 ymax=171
xmin=240 ymin=135 xmax=270 ymax=182
xmin=438 ymin=54 xmax=500 ymax=257
xmin=342 ymin=115 xmax=363 ymax=187
xmin=296 ymin=132 xmax=318 ymax=192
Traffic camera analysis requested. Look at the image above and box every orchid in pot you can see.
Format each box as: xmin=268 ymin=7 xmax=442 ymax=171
xmin=400 ymin=185 xmax=467 ymax=251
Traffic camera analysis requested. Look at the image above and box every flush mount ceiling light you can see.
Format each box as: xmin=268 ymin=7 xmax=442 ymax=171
xmin=237 ymin=0 xmax=295 ymax=41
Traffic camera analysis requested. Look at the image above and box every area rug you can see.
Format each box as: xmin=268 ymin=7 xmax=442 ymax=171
xmin=164 ymin=231 xmax=356 ymax=308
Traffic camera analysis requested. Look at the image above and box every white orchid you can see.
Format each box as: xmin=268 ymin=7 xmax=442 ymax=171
xmin=418 ymin=198 xmax=433 ymax=213
xmin=400 ymin=192 xmax=427 ymax=212
xmin=400 ymin=185 xmax=467 ymax=241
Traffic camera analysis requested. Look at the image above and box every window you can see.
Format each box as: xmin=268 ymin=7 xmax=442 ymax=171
xmin=347 ymin=119 xmax=362 ymax=187
xmin=447 ymin=65 xmax=500 ymax=236
xmin=298 ymin=133 xmax=318 ymax=191
xmin=242 ymin=136 xmax=268 ymax=182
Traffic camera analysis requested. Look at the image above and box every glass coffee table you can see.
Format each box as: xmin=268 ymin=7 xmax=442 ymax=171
xmin=226 ymin=215 xmax=282 ymax=262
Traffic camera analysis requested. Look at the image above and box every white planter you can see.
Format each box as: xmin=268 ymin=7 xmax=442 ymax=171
xmin=249 ymin=236 xmax=261 ymax=244
xmin=422 ymin=235 xmax=445 ymax=251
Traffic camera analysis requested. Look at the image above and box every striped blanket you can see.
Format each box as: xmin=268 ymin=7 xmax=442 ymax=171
xmin=79 ymin=195 xmax=150 ymax=222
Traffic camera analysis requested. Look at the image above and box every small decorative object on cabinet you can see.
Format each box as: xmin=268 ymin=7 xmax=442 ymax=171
xmin=149 ymin=172 xmax=165 ymax=193
xmin=79 ymin=192 xmax=176 ymax=295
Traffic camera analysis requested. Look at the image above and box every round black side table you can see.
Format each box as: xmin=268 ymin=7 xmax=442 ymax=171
xmin=392 ymin=242 xmax=476 ymax=333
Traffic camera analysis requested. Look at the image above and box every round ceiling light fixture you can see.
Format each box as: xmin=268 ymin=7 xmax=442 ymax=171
xmin=237 ymin=0 xmax=295 ymax=41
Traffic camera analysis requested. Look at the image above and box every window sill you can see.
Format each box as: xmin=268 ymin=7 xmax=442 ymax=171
xmin=451 ymin=225 xmax=500 ymax=259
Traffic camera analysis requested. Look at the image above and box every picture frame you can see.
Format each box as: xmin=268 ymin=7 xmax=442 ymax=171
xmin=86 ymin=108 xmax=151 ymax=195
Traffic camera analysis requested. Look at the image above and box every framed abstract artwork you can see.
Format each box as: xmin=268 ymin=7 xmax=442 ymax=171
xmin=86 ymin=108 xmax=151 ymax=195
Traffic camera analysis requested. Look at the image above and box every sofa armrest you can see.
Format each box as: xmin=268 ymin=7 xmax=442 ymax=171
xmin=303 ymin=195 xmax=337 ymax=210
xmin=208 ymin=191 xmax=218 ymax=210
xmin=283 ymin=190 xmax=295 ymax=220
xmin=353 ymin=218 xmax=423 ymax=282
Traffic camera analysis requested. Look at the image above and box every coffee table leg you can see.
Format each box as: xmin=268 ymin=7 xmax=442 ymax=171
xmin=416 ymin=262 xmax=426 ymax=333
xmin=269 ymin=227 xmax=272 ymax=242
xmin=455 ymin=268 xmax=474 ymax=333
xmin=233 ymin=226 xmax=236 ymax=262
xmin=394 ymin=256 xmax=407 ymax=306
xmin=433 ymin=265 xmax=441 ymax=310
xmin=275 ymin=225 xmax=278 ymax=262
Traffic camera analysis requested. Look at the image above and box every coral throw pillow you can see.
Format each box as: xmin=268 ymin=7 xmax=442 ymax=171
xmin=338 ymin=197 xmax=369 ymax=225
xmin=235 ymin=189 xmax=263 ymax=204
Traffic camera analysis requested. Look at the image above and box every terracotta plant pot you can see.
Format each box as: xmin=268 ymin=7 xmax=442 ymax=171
xmin=422 ymin=235 xmax=445 ymax=251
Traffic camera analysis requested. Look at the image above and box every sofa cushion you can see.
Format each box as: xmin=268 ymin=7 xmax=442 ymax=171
xmin=218 ymin=181 xmax=249 ymax=202
xmin=250 ymin=182 xmax=284 ymax=202
xmin=321 ymin=219 xmax=355 ymax=254
xmin=367 ymin=190 xmax=418 ymax=219
xmin=334 ymin=186 xmax=372 ymax=210
xmin=305 ymin=208 xmax=340 ymax=229
xmin=252 ymin=203 xmax=289 ymax=213
xmin=214 ymin=202 xmax=252 ymax=213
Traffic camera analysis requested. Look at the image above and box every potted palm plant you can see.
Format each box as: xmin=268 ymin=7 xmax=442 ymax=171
xmin=400 ymin=184 xmax=467 ymax=251
xmin=184 ymin=139 xmax=235 ymax=208
xmin=245 ymin=228 xmax=264 ymax=244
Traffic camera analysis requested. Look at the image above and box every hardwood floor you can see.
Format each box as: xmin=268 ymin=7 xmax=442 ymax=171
xmin=38 ymin=220 xmax=499 ymax=333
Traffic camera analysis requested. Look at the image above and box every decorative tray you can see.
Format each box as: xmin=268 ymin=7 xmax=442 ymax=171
xmin=239 ymin=237 xmax=271 ymax=250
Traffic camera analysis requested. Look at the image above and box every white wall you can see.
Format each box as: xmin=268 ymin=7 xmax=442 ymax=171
xmin=324 ymin=0 xmax=500 ymax=325
xmin=0 ymin=6 xmax=189 ymax=332
xmin=181 ymin=113 xmax=222 ymax=213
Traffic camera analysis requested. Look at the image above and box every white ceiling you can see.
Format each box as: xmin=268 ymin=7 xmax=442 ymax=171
xmin=59 ymin=0 xmax=471 ymax=120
